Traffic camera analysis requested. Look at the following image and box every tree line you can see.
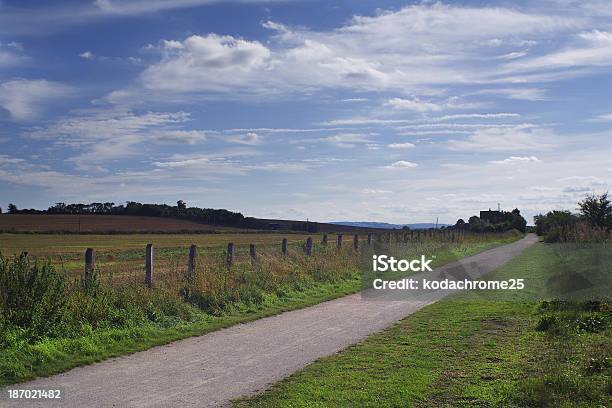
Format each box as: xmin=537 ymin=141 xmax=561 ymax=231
xmin=534 ymin=193 xmax=612 ymax=242
xmin=1 ymin=200 xmax=276 ymax=229
xmin=453 ymin=208 xmax=527 ymax=233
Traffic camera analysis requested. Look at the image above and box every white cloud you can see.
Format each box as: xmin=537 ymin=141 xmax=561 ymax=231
xmin=321 ymin=113 xmax=520 ymax=127
xmin=0 ymin=155 xmax=25 ymax=166
xmin=504 ymin=30 xmax=612 ymax=73
xmin=340 ymin=98 xmax=368 ymax=103
xmin=388 ymin=142 xmax=416 ymax=149
xmin=151 ymin=130 xmax=207 ymax=144
xmin=473 ymin=88 xmax=548 ymax=101
xmin=384 ymin=97 xmax=479 ymax=112
xmin=385 ymin=160 xmax=418 ymax=169
xmin=0 ymin=79 xmax=71 ymax=121
xmin=448 ymin=126 xmax=555 ymax=151
xmin=227 ymin=132 xmax=262 ymax=145
xmin=152 ymin=153 xmax=309 ymax=175
xmin=385 ymin=98 xmax=444 ymax=112
xmin=93 ymin=0 xmax=290 ymax=15
xmin=79 ymin=51 xmax=95 ymax=59
xmin=362 ymin=188 xmax=392 ymax=194
xmin=0 ymin=41 xmax=26 ymax=67
xmin=114 ymin=4 xmax=583 ymax=100
xmin=27 ymin=110 xmax=204 ymax=169
xmin=489 ymin=156 xmax=541 ymax=164
xmin=318 ymin=133 xmax=371 ymax=148
xmin=140 ymin=34 xmax=271 ymax=93
xmin=590 ymin=113 xmax=612 ymax=122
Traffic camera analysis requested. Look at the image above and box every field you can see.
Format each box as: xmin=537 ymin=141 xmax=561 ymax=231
xmin=0 ymin=229 xmax=523 ymax=386
xmin=0 ymin=231 xmax=332 ymax=287
xmin=235 ymin=242 xmax=612 ymax=407
xmin=0 ymin=214 xmax=236 ymax=233
xmin=0 ymin=214 xmax=375 ymax=234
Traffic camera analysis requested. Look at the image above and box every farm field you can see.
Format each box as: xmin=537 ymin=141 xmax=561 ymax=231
xmin=0 ymin=231 xmax=523 ymax=386
xmin=0 ymin=231 xmax=326 ymax=285
xmin=235 ymin=243 xmax=612 ymax=407
xmin=0 ymin=214 xmax=238 ymax=233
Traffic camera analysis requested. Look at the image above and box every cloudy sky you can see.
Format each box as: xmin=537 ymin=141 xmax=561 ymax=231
xmin=0 ymin=0 xmax=611 ymax=224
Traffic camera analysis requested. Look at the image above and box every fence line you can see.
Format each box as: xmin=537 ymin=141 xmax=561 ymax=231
xmin=16 ymin=229 xmax=491 ymax=289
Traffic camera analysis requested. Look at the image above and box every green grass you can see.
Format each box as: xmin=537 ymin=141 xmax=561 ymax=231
xmin=0 ymin=234 xmax=520 ymax=387
xmin=234 ymin=242 xmax=611 ymax=407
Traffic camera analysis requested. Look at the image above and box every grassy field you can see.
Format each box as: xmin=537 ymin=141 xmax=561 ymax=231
xmin=0 ymin=214 xmax=239 ymax=233
xmin=0 ymin=231 xmax=522 ymax=386
xmin=0 ymin=231 xmax=318 ymax=284
xmin=235 ymin=243 xmax=611 ymax=407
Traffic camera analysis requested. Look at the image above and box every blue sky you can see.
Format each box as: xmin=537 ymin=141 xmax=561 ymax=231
xmin=0 ymin=0 xmax=611 ymax=224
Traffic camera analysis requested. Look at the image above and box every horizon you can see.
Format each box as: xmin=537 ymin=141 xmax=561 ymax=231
xmin=1 ymin=0 xmax=611 ymax=224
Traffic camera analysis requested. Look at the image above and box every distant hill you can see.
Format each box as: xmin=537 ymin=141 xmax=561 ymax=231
xmin=330 ymin=221 xmax=449 ymax=230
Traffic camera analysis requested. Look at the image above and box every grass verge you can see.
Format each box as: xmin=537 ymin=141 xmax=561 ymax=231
xmin=234 ymin=242 xmax=611 ymax=407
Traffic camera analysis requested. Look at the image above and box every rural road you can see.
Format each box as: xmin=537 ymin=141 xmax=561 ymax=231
xmin=1 ymin=234 xmax=537 ymax=407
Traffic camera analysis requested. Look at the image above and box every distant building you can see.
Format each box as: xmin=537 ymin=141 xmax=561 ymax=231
xmin=480 ymin=209 xmax=504 ymax=224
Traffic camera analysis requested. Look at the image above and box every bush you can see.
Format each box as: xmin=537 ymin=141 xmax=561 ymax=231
xmin=0 ymin=255 xmax=70 ymax=340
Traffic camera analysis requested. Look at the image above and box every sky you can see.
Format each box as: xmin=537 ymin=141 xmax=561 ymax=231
xmin=0 ymin=0 xmax=611 ymax=224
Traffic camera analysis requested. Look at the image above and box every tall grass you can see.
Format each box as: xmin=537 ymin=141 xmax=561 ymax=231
xmin=0 ymin=230 xmax=521 ymax=351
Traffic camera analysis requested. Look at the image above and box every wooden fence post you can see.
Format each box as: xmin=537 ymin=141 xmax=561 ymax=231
xmin=145 ymin=244 xmax=154 ymax=288
xmin=281 ymin=238 xmax=288 ymax=255
xmin=353 ymin=234 xmax=359 ymax=250
xmin=305 ymin=237 xmax=313 ymax=255
xmin=337 ymin=234 xmax=343 ymax=249
xmin=85 ymin=247 xmax=94 ymax=278
xmin=188 ymin=245 xmax=197 ymax=277
xmin=226 ymin=243 xmax=234 ymax=268
xmin=367 ymin=233 xmax=372 ymax=245
xmin=250 ymin=244 xmax=257 ymax=260
xmin=322 ymin=234 xmax=328 ymax=245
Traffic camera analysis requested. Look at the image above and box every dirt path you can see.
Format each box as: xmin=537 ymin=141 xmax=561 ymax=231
xmin=1 ymin=235 xmax=537 ymax=407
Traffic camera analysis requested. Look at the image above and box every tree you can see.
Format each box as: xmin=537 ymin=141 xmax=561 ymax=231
xmin=509 ymin=208 xmax=527 ymax=232
xmin=578 ymin=193 xmax=612 ymax=230
xmin=0 ymin=207 xmax=2 ymax=214
xmin=468 ymin=215 xmax=484 ymax=232
xmin=177 ymin=200 xmax=187 ymax=210
xmin=534 ymin=210 xmax=578 ymax=236
xmin=7 ymin=203 xmax=17 ymax=214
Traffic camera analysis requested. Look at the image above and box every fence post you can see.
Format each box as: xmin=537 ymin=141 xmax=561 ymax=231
xmin=305 ymin=237 xmax=313 ymax=255
xmin=337 ymin=234 xmax=343 ymax=249
xmin=281 ymin=238 xmax=288 ymax=255
xmin=226 ymin=243 xmax=234 ymax=268
xmin=322 ymin=234 xmax=328 ymax=245
xmin=367 ymin=233 xmax=372 ymax=245
xmin=145 ymin=244 xmax=154 ymax=288
xmin=250 ymin=244 xmax=257 ymax=260
xmin=188 ymin=245 xmax=197 ymax=278
xmin=85 ymin=247 xmax=95 ymax=278
xmin=353 ymin=234 xmax=359 ymax=250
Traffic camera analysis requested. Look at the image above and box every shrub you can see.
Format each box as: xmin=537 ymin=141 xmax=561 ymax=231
xmin=0 ymin=255 xmax=69 ymax=339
